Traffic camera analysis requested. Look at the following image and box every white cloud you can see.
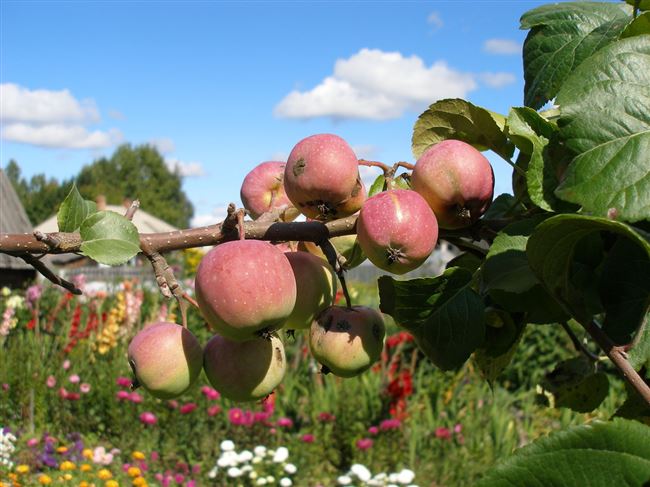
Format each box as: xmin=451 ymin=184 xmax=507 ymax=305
xmin=351 ymin=144 xmax=378 ymax=161
xmin=191 ymin=205 xmax=229 ymax=227
xmin=0 ymin=83 xmax=100 ymax=124
xmin=0 ymin=83 xmax=122 ymax=149
xmin=269 ymin=151 xmax=288 ymax=162
xmin=480 ymin=72 xmax=517 ymax=88
xmin=1 ymin=123 xmax=122 ymax=149
xmin=274 ymin=48 xmax=476 ymax=121
xmin=150 ymin=137 xmax=176 ymax=155
xmin=165 ymin=158 xmax=206 ymax=177
xmin=483 ymin=39 xmax=521 ymax=55
xmin=427 ymin=12 xmax=443 ymax=30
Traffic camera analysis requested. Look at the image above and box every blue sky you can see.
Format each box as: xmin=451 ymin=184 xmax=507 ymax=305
xmin=1 ymin=0 xmax=568 ymax=226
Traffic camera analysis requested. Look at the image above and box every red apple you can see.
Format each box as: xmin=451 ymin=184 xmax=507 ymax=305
xmin=240 ymin=161 xmax=299 ymax=221
xmin=195 ymin=240 xmax=297 ymax=341
xmin=283 ymin=134 xmax=360 ymax=220
xmin=309 ymin=305 xmax=385 ymax=378
xmin=411 ymin=139 xmax=494 ymax=229
xmin=356 ymin=189 xmax=438 ymax=274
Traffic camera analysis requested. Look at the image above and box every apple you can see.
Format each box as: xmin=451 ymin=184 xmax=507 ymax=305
xmin=283 ymin=134 xmax=360 ymax=220
xmin=127 ymin=322 xmax=203 ymax=399
xmin=309 ymin=305 xmax=385 ymax=378
xmin=411 ymin=139 xmax=494 ymax=229
xmin=204 ymin=332 xmax=286 ymax=402
xmin=356 ymin=189 xmax=438 ymax=274
xmin=240 ymin=161 xmax=299 ymax=221
xmin=284 ymin=251 xmax=337 ymax=330
xmin=195 ymin=240 xmax=297 ymax=341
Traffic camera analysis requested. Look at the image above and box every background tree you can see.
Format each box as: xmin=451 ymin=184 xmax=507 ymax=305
xmin=76 ymin=144 xmax=194 ymax=228
xmin=5 ymin=145 xmax=194 ymax=228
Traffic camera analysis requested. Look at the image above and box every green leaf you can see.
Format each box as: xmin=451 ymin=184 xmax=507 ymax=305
xmin=57 ymin=183 xmax=97 ymax=232
xmin=625 ymin=0 xmax=650 ymax=12
xmin=482 ymin=217 xmax=569 ymax=324
xmin=79 ymin=211 xmax=141 ymax=266
xmin=477 ymin=418 xmax=650 ymax=487
xmin=554 ymin=35 xmax=650 ymax=222
xmin=520 ymin=2 xmax=632 ymax=109
xmin=614 ymin=379 xmax=650 ymax=423
xmin=527 ymin=214 xmax=650 ymax=341
xmin=628 ymin=312 xmax=650 ymax=370
xmin=368 ymin=174 xmax=386 ymax=197
xmin=621 ymin=11 xmax=650 ymax=38
xmin=473 ymin=312 xmax=525 ymax=383
xmin=540 ymin=356 xmax=609 ymax=413
xmin=445 ymin=252 xmax=482 ymax=273
xmin=411 ymin=98 xmax=513 ymax=160
xmin=483 ymin=193 xmax=525 ymax=221
xmin=378 ymin=268 xmax=485 ymax=370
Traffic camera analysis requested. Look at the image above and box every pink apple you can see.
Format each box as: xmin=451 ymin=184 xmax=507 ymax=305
xmin=240 ymin=161 xmax=299 ymax=221
xmin=283 ymin=134 xmax=360 ymax=220
xmin=411 ymin=140 xmax=494 ymax=229
xmin=195 ymin=240 xmax=297 ymax=341
xmin=356 ymin=189 xmax=438 ymax=274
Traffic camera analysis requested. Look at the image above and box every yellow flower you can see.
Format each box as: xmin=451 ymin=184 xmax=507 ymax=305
xmin=0 ymin=481 xmax=9 ymax=487
xmin=57 ymin=446 xmax=69 ymax=454
xmin=8 ymin=473 xmax=18 ymax=481
xmin=105 ymin=481 xmax=119 ymax=487
xmin=97 ymin=469 xmax=112 ymax=480
xmin=131 ymin=451 xmax=145 ymax=461
xmin=38 ymin=474 xmax=53 ymax=485
xmin=82 ymin=448 xmax=94 ymax=459
xmin=81 ymin=463 xmax=93 ymax=472
xmin=132 ymin=477 xmax=147 ymax=487
xmin=127 ymin=466 xmax=141 ymax=478
xmin=64 ymin=473 xmax=73 ymax=480
xmin=60 ymin=460 xmax=76 ymax=471
xmin=15 ymin=464 xmax=30 ymax=474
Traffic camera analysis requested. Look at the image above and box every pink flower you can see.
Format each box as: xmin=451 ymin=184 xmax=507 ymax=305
xmin=454 ymin=423 xmax=462 ymax=434
xmin=151 ymin=451 xmax=159 ymax=462
xmin=368 ymin=426 xmax=379 ymax=435
xmin=200 ymin=386 xmax=220 ymax=400
xmin=1 ymin=383 xmax=8 ymax=391
xmin=66 ymin=392 xmax=81 ymax=401
xmin=435 ymin=427 xmax=451 ymax=440
xmin=93 ymin=446 xmax=115 ymax=465
xmin=122 ymin=463 xmax=131 ymax=472
xmin=356 ymin=438 xmax=373 ymax=450
xmin=192 ymin=464 xmax=201 ymax=475
xmin=129 ymin=392 xmax=143 ymax=403
xmin=116 ymin=376 xmax=132 ymax=388
xmin=116 ymin=390 xmax=130 ymax=401
xmin=379 ymin=418 xmax=401 ymax=431
xmin=155 ymin=473 xmax=163 ymax=482
xmin=228 ymin=408 xmax=245 ymax=425
xmin=80 ymin=383 xmax=91 ymax=394
xmin=27 ymin=438 xmax=39 ymax=447
xmin=46 ymin=375 xmax=57 ymax=388
xmin=59 ymin=387 xmax=69 ymax=399
xmin=186 ymin=480 xmax=196 ymax=487
xmin=207 ymin=405 xmax=221 ymax=417
xmin=139 ymin=412 xmax=157 ymax=425
xmin=276 ymin=417 xmax=293 ymax=428
xmin=168 ymin=400 xmax=178 ymax=409
xmin=179 ymin=403 xmax=197 ymax=414
xmin=68 ymin=374 xmax=80 ymax=384
xmin=318 ymin=412 xmax=336 ymax=422
xmin=62 ymin=360 xmax=71 ymax=370
xmin=253 ymin=411 xmax=271 ymax=424
xmin=301 ymin=434 xmax=315 ymax=443
xmin=174 ymin=473 xmax=184 ymax=484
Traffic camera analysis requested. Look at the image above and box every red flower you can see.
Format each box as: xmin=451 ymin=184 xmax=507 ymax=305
xmin=179 ymin=403 xmax=197 ymax=414
xmin=435 ymin=427 xmax=452 ymax=440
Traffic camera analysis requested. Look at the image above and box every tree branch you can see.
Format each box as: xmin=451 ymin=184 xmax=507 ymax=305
xmin=560 ymin=321 xmax=600 ymax=362
xmin=18 ymin=254 xmax=82 ymax=295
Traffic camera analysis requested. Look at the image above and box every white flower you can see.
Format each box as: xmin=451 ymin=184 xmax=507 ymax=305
xmin=238 ymin=450 xmax=253 ymax=463
xmin=252 ymin=456 xmax=263 ymax=464
xmin=256 ymin=478 xmax=268 ymax=486
xmin=254 ymin=446 xmax=267 ymax=457
xmin=220 ymin=440 xmax=235 ymax=452
xmin=227 ymin=467 xmax=242 ymax=478
xmin=284 ymin=463 xmax=297 ymax=474
xmin=241 ymin=465 xmax=253 ymax=473
xmin=351 ymin=464 xmax=372 ymax=482
xmin=266 ymin=476 xmax=275 ymax=483
xmin=337 ymin=475 xmax=352 ymax=485
xmin=208 ymin=467 xmax=218 ymax=479
xmin=396 ymin=469 xmax=415 ymax=484
xmin=217 ymin=457 xmax=232 ymax=468
xmin=389 ymin=473 xmax=400 ymax=483
xmin=280 ymin=478 xmax=293 ymax=487
xmin=249 ymin=471 xmax=258 ymax=480
xmin=273 ymin=446 xmax=289 ymax=463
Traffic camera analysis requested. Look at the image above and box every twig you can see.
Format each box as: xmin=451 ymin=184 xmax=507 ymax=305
xmin=317 ymin=238 xmax=353 ymax=308
xmin=124 ymin=200 xmax=140 ymax=221
xmin=393 ymin=161 xmax=414 ymax=171
xmin=19 ymin=254 xmax=82 ymax=295
xmin=560 ymin=321 xmax=600 ymax=361
xmin=182 ymin=292 xmax=200 ymax=310
xmin=358 ymin=159 xmax=392 ymax=175
xmin=237 ymin=209 xmax=246 ymax=241
xmin=33 ymin=231 xmax=61 ymax=250
xmin=582 ymin=320 xmax=650 ymax=405
xmin=444 ymin=237 xmax=488 ymax=257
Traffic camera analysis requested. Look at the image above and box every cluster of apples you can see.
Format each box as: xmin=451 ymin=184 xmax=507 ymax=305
xmin=127 ymin=134 xmax=494 ymax=403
